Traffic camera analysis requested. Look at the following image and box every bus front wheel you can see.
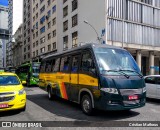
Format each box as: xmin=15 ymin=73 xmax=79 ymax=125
xmin=81 ymin=95 xmax=93 ymax=115
xmin=48 ymin=87 xmax=54 ymax=100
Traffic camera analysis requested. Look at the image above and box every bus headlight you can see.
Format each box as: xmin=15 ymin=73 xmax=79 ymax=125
xmin=19 ymin=89 xmax=25 ymax=95
xmin=143 ymin=87 xmax=146 ymax=93
xmin=101 ymin=88 xmax=119 ymax=94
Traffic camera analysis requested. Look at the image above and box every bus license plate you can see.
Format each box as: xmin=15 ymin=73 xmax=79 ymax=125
xmin=0 ymin=104 xmax=8 ymax=108
xmin=128 ymin=95 xmax=138 ymax=100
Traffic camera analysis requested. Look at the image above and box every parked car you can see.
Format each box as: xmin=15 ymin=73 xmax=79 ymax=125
xmin=0 ymin=72 xmax=26 ymax=111
xmin=144 ymin=75 xmax=160 ymax=99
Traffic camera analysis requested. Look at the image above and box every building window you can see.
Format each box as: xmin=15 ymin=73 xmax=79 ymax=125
xmin=47 ymin=0 xmax=51 ymax=6
xmin=33 ymin=42 xmax=35 ymax=48
xmin=72 ymin=31 xmax=78 ymax=47
xmin=52 ymin=5 xmax=56 ymax=14
xmin=52 ymin=18 xmax=56 ymax=26
xmin=63 ymin=0 xmax=67 ymax=3
xmin=36 ymin=31 xmax=38 ymax=37
xmin=28 ymin=37 xmax=30 ymax=42
xmin=40 ymin=26 xmax=45 ymax=34
xmin=40 ymin=47 xmax=45 ymax=53
xmin=33 ymin=33 xmax=35 ymax=39
xmin=36 ymin=50 xmax=38 ymax=56
xmin=28 ymin=45 xmax=30 ymax=50
xmin=72 ymin=14 xmax=78 ymax=27
xmin=33 ymin=51 xmax=35 ymax=57
xmin=48 ymin=33 xmax=51 ymax=40
xmin=48 ymin=44 xmax=51 ymax=51
xmin=36 ymin=41 xmax=38 ymax=46
xmin=63 ymin=6 xmax=68 ymax=17
xmin=48 ymin=22 xmax=51 ymax=29
xmin=40 ymin=37 xmax=45 ymax=44
xmin=52 ymin=42 xmax=56 ymax=50
xmin=72 ymin=0 xmax=78 ymax=11
xmin=63 ymin=36 xmax=68 ymax=50
xmin=63 ymin=20 xmax=68 ymax=32
xmin=52 ymin=30 xmax=56 ymax=37
xmin=24 ymin=55 xmax=26 ymax=60
xmin=28 ymin=53 xmax=30 ymax=58
xmin=36 ymin=13 xmax=38 ymax=18
xmin=40 ymin=16 xmax=45 ymax=24
xmin=24 ymin=47 xmax=26 ymax=52
xmin=36 ymin=3 xmax=38 ymax=9
xmin=40 ymin=5 xmax=45 ymax=14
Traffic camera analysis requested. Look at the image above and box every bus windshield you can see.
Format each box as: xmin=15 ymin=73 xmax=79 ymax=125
xmin=94 ymin=48 xmax=141 ymax=75
xmin=32 ymin=66 xmax=40 ymax=73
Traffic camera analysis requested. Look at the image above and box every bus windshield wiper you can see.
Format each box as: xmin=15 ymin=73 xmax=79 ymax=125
xmin=102 ymin=70 xmax=130 ymax=79
xmin=119 ymin=69 xmax=143 ymax=78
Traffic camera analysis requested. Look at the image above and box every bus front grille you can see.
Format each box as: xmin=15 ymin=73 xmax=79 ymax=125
xmin=120 ymin=89 xmax=142 ymax=96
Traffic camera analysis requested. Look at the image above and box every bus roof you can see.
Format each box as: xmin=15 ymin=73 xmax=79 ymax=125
xmin=43 ymin=43 xmax=126 ymax=60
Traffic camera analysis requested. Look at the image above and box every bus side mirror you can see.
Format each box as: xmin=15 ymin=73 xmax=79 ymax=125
xmin=22 ymin=81 xmax=26 ymax=85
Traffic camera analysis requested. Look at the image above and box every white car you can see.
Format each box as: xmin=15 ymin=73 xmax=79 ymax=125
xmin=144 ymin=75 xmax=160 ymax=99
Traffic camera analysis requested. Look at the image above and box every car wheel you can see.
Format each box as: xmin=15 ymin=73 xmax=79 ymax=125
xmin=81 ymin=95 xmax=93 ymax=115
xmin=21 ymin=104 xmax=26 ymax=112
xmin=48 ymin=87 xmax=54 ymax=100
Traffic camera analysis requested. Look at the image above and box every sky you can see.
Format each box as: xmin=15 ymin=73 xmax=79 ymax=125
xmin=12 ymin=0 xmax=23 ymax=34
xmin=0 ymin=0 xmax=8 ymax=7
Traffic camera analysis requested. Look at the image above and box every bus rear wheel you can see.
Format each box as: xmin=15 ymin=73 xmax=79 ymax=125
xmin=81 ymin=95 xmax=93 ymax=115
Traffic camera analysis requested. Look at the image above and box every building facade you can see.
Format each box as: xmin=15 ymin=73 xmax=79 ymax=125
xmin=22 ymin=0 xmax=32 ymax=63
xmin=28 ymin=0 xmax=160 ymax=75
xmin=0 ymin=2 xmax=9 ymax=68
xmin=7 ymin=0 xmax=13 ymax=66
xmin=12 ymin=24 xmax=23 ymax=67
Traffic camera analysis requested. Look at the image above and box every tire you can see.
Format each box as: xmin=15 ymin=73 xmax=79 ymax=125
xmin=48 ymin=87 xmax=54 ymax=100
xmin=21 ymin=104 xmax=26 ymax=112
xmin=81 ymin=95 xmax=93 ymax=115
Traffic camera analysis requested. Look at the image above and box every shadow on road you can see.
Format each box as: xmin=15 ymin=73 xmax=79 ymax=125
xmin=0 ymin=110 xmax=22 ymax=117
xmin=146 ymin=98 xmax=160 ymax=105
xmin=27 ymin=94 xmax=140 ymax=121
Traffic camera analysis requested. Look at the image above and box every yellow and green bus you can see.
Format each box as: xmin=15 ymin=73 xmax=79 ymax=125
xmin=16 ymin=62 xmax=40 ymax=86
xmin=39 ymin=43 xmax=146 ymax=115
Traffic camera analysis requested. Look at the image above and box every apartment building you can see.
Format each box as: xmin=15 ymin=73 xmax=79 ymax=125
xmin=0 ymin=1 xmax=9 ymax=68
xmin=29 ymin=0 xmax=160 ymax=75
xmin=22 ymin=0 xmax=32 ymax=63
xmin=12 ymin=24 xmax=23 ymax=67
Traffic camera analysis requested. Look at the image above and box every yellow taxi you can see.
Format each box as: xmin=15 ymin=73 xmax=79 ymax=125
xmin=0 ymin=72 xmax=26 ymax=111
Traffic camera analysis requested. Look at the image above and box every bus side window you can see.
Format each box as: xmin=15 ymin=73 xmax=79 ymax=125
xmin=45 ymin=60 xmax=52 ymax=72
xmin=71 ymin=55 xmax=79 ymax=73
xmin=60 ymin=56 xmax=70 ymax=72
xmin=40 ymin=61 xmax=46 ymax=73
xmin=81 ymin=52 xmax=96 ymax=75
xmin=53 ymin=58 xmax=60 ymax=72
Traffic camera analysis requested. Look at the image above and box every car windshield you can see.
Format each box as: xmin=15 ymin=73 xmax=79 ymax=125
xmin=94 ymin=47 xmax=141 ymax=75
xmin=0 ymin=76 xmax=20 ymax=86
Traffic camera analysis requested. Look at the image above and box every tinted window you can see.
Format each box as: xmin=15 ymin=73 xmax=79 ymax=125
xmin=40 ymin=61 xmax=46 ymax=73
xmin=145 ymin=77 xmax=156 ymax=84
xmin=156 ymin=77 xmax=160 ymax=85
xmin=71 ymin=55 xmax=79 ymax=73
xmin=0 ymin=76 xmax=20 ymax=85
xmin=60 ymin=56 xmax=70 ymax=72
xmin=45 ymin=60 xmax=52 ymax=72
xmin=81 ymin=52 xmax=96 ymax=75
xmin=53 ymin=58 xmax=60 ymax=72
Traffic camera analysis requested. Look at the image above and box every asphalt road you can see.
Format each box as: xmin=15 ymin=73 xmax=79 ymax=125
xmin=0 ymin=87 xmax=160 ymax=130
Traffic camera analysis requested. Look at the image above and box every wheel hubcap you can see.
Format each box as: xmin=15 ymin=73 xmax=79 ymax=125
xmin=83 ymin=99 xmax=90 ymax=112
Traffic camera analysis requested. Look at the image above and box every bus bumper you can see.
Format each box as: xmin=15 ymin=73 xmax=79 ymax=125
xmin=96 ymin=92 xmax=146 ymax=111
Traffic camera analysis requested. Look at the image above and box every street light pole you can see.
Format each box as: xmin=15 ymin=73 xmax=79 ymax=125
xmin=84 ymin=20 xmax=101 ymax=43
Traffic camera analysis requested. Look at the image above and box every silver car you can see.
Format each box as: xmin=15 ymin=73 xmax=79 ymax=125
xmin=144 ymin=75 xmax=160 ymax=99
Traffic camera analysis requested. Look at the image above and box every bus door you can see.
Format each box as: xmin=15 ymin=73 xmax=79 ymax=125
xmin=70 ymin=54 xmax=81 ymax=102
